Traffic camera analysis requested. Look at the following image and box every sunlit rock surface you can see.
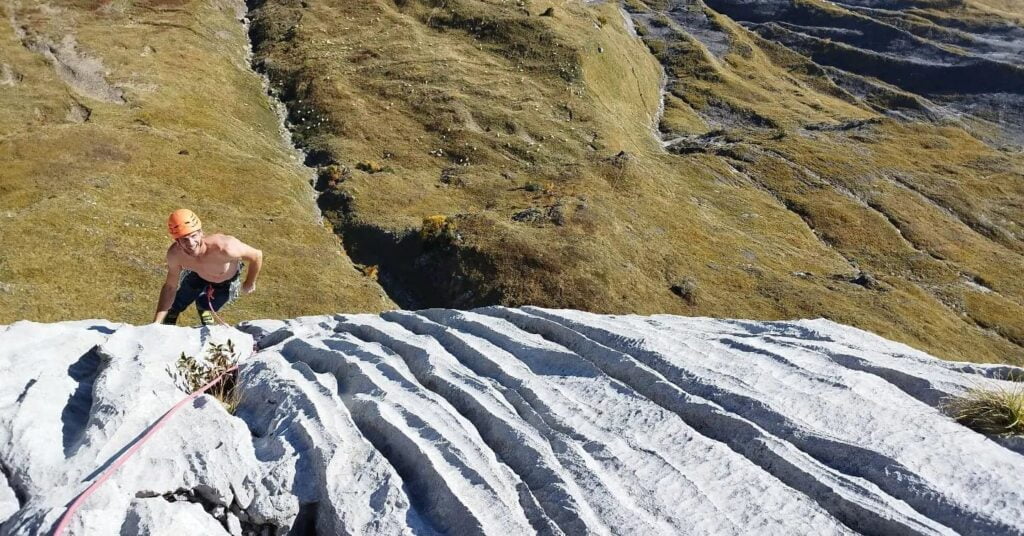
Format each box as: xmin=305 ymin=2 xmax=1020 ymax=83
xmin=1 ymin=308 xmax=1023 ymax=535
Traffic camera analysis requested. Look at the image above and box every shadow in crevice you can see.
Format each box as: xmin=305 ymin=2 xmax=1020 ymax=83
xmin=15 ymin=378 xmax=37 ymax=405
xmin=61 ymin=346 xmax=103 ymax=457
xmin=338 ymin=221 xmax=502 ymax=311
xmin=0 ymin=458 xmax=27 ymax=509
xmin=290 ymin=501 xmax=320 ymax=536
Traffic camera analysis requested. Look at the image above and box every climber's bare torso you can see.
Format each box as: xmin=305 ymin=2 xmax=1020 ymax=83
xmin=166 ymin=233 xmax=241 ymax=283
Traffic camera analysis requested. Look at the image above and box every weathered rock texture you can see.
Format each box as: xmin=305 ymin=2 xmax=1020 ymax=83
xmin=1 ymin=310 xmax=1022 ymax=534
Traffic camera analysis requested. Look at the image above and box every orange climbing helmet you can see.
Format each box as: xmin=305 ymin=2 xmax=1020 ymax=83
xmin=167 ymin=209 xmax=202 ymax=239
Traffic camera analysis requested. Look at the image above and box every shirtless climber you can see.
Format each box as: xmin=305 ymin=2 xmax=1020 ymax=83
xmin=153 ymin=209 xmax=263 ymax=325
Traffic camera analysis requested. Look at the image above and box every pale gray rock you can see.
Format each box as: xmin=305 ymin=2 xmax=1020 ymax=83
xmin=0 ymin=471 xmax=17 ymax=525
xmin=0 ymin=321 xmax=257 ymax=535
xmin=1 ymin=309 xmax=1023 ymax=535
xmin=120 ymin=498 xmax=229 ymax=535
xmin=238 ymin=350 xmax=421 ymax=534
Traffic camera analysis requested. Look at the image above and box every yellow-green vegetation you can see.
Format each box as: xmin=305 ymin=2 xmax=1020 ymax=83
xmin=0 ymin=0 xmax=393 ymax=325
xmin=2 ymin=0 xmax=1022 ymax=366
xmin=420 ymin=214 xmax=457 ymax=241
xmin=172 ymin=339 xmax=241 ymax=414
xmin=247 ymin=0 xmax=1024 ymax=365
xmin=967 ymin=0 xmax=1024 ymax=22
xmin=943 ymin=382 xmax=1024 ymax=436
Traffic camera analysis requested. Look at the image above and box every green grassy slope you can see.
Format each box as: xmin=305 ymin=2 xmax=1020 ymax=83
xmin=248 ymin=0 xmax=1023 ymax=364
xmin=0 ymin=0 xmax=393 ymax=324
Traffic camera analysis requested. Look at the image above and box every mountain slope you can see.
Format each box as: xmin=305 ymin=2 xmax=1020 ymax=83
xmin=0 ymin=0 xmax=393 ymax=323
xmin=1 ymin=0 xmax=1021 ymax=364
xmin=247 ymin=0 xmax=1024 ymax=364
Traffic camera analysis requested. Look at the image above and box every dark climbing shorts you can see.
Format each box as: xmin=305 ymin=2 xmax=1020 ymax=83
xmin=163 ymin=262 xmax=244 ymax=325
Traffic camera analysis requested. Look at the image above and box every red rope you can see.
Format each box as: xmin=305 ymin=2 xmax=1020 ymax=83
xmin=53 ymin=286 xmax=245 ymax=535
xmin=205 ymin=285 xmax=231 ymax=328
xmin=51 ymin=365 xmax=237 ymax=535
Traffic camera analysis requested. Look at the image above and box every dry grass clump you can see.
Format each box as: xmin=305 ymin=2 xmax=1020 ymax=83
xmin=943 ymin=384 xmax=1024 ymax=436
xmin=170 ymin=340 xmax=242 ymax=414
xmin=420 ymin=214 xmax=459 ymax=242
xmin=362 ymin=264 xmax=380 ymax=280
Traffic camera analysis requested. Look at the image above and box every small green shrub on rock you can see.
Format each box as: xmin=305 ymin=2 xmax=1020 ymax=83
xmin=943 ymin=384 xmax=1024 ymax=436
xmin=170 ymin=340 xmax=241 ymax=414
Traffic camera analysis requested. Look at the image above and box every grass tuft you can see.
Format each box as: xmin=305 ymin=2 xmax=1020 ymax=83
xmin=170 ymin=340 xmax=242 ymax=414
xmin=943 ymin=384 xmax=1024 ymax=436
xmin=420 ymin=214 xmax=459 ymax=242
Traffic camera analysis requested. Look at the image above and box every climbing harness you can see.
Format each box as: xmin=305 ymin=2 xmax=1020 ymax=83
xmin=205 ymin=285 xmax=230 ymax=327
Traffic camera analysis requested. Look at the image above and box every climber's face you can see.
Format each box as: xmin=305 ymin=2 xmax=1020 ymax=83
xmin=176 ymin=230 xmax=203 ymax=257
